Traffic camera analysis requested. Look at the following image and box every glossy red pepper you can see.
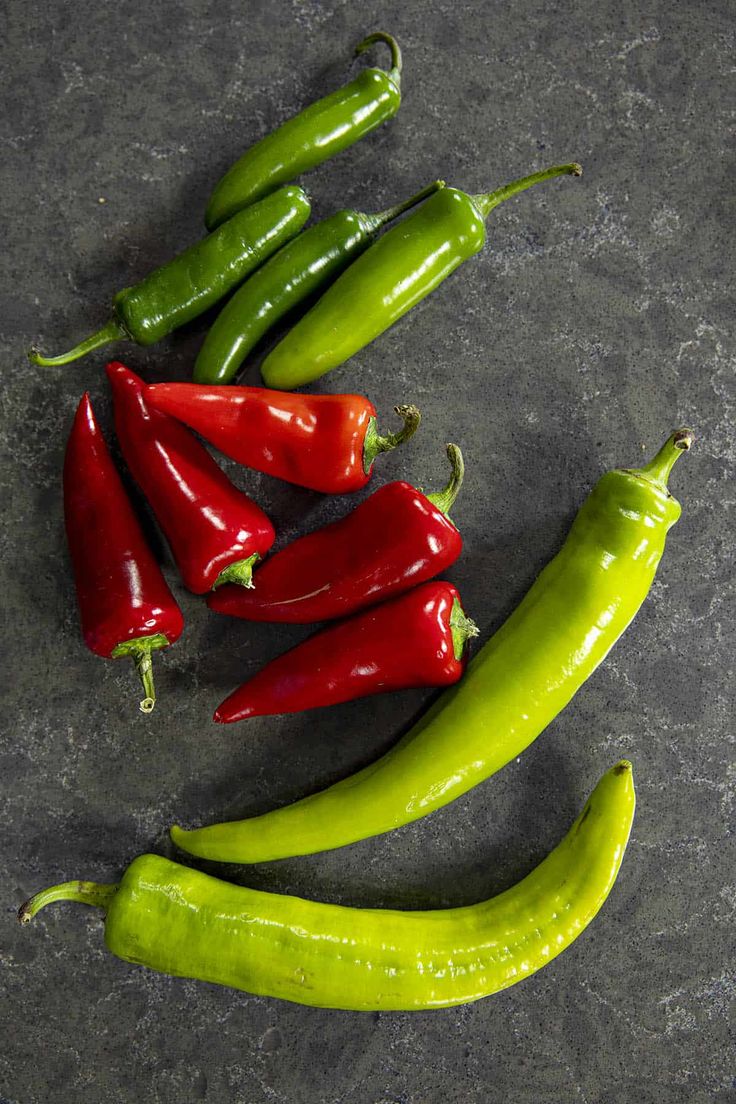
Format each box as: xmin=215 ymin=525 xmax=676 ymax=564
xmin=64 ymin=393 xmax=184 ymax=712
xmin=106 ymin=363 xmax=275 ymax=594
xmin=214 ymin=581 xmax=478 ymax=722
xmin=208 ymin=444 xmax=465 ymax=624
xmin=144 ymin=383 xmax=421 ymax=495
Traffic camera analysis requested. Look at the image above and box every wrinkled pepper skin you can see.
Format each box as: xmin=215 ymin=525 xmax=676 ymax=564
xmin=64 ymin=393 xmax=184 ymax=712
xmin=194 ymin=183 xmax=442 ymax=384
xmin=215 ymin=582 xmax=478 ymax=722
xmin=20 ymin=762 xmax=635 ymax=1011
xmin=176 ymin=430 xmax=690 ymax=863
xmin=207 ymin=445 xmax=464 ymax=624
xmin=108 ymin=363 xmax=275 ymax=594
xmin=145 ymin=383 xmax=420 ymax=494
xmin=205 ymin=32 xmax=402 ymax=230
xmin=260 ymin=164 xmax=581 ymax=390
xmin=29 ymin=187 xmax=311 ymax=367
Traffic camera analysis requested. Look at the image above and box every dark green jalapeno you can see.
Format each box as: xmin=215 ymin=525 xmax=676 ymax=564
xmin=29 ymin=186 xmax=311 ymax=368
xmin=259 ymin=163 xmax=581 ymax=390
xmin=205 ymin=32 xmax=402 ymax=230
xmin=194 ymin=181 xmax=443 ymax=385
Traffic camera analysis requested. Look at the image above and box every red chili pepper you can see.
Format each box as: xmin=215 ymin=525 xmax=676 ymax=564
xmin=64 ymin=392 xmax=184 ymax=713
xmin=214 ymin=581 xmax=478 ymax=722
xmin=144 ymin=383 xmax=421 ymax=494
xmin=208 ymin=444 xmax=465 ymax=624
xmin=106 ymin=363 xmax=275 ymax=594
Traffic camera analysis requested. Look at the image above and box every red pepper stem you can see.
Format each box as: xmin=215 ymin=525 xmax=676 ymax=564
xmin=111 ymin=632 xmax=170 ymax=714
xmin=368 ymin=181 xmax=446 ymax=233
xmin=634 ymin=427 xmax=694 ymax=488
xmin=27 ymin=317 xmax=127 ymax=367
xmin=354 ymin=31 xmax=402 ymax=85
xmin=363 ymin=404 xmax=422 ymax=474
xmin=212 ymin=552 xmax=260 ymax=591
xmin=449 ymin=597 xmax=480 ymax=661
xmin=18 ymin=881 xmax=118 ymax=924
xmin=425 ymin=444 xmax=465 ymax=518
xmin=472 ymin=162 xmax=583 ymax=220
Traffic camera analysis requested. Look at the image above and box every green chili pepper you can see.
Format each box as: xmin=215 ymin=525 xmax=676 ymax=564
xmin=205 ymin=32 xmax=402 ymax=231
xmin=20 ymin=761 xmax=634 ymax=1011
xmin=194 ymin=181 xmax=444 ymax=385
xmin=259 ymin=163 xmax=581 ymax=390
xmin=172 ymin=428 xmax=691 ymax=864
xmin=28 ymin=187 xmax=311 ymax=368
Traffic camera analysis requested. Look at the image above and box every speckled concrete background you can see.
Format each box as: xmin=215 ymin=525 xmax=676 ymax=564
xmin=2 ymin=1 xmax=734 ymax=1101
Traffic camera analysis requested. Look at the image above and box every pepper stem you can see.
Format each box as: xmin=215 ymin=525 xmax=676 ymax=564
xmin=425 ymin=444 xmax=465 ymax=518
xmin=18 ymin=880 xmax=118 ymax=924
xmin=367 ymin=181 xmax=446 ymax=233
xmin=28 ymin=317 xmax=127 ymax=367
xmin=472 ymin=162 xmax=583 ymax=220
xmin=449 ymin=597 xmax=479 ymax=661
xmin=363 ymin=404 xmax=421 ymax=474
xmin=635 ymin=427 xmax=695 ymax=488
xmin=354 ymin=31 xmax=402 ymax=86
xmin=212 ymin=552 xmax=260 ymax=591
xmin=111 ymin=632 xmax=170 ymax=714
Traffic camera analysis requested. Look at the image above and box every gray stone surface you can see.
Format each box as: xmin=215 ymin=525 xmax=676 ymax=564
xmin=2 ymin=0 xmax=734 ymax=1101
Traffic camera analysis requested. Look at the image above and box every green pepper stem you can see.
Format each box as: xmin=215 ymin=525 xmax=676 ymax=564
xmin=212 ymin=552 xmax=260 ymax=591
xmin=368 ymin=181 xmax=446 ymax=233
xmin=28 ymin=317 xmax=127 ymax=367
xmin=363 ymin=404 xmax=421 ymax=474
xmin=354 ymin=31 xmax=402 ymax=85
xmin=18 ymin=880 xmax=118 ymax=924
xmin=636 ymin=427 xmax=695 ymax=488
xmin=449 ymin=597 xmax=479 ymax=661
xmin=472 ymin=162 xmax=583 ymax=220
xmin=111 ymin=632 xmax=170 ymax=714
xmin=425 ymin=444 xmax=465 ymax=518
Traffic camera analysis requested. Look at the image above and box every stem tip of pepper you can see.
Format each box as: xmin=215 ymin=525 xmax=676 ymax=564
xmin=425 ymin=444 xmax=465 ymax=519
xmin=354 ymin=31 xmax=402 ymax=78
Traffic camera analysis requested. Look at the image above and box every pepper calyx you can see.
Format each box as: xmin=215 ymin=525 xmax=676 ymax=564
xmin=28 ymin=316 xmax=128 ymax=368
xmin=354 ymin=31 xmax=402 ymax=88
xmin=472 ymin=162 xmax=582 ymax=221
xmin=363 ymin=404 xmax=421 ymax=474
xmin=18 ymin=881 xmax=119 ymax=924
xmin=627 ymin=427 xmax=695 ymax=494
xmin=212 ymin=552 xmax=260 ymax=592
xmin=425 ymin=444 xmax=465 ymax=520
xmin=449 ymin=597 xmax=479 ymax=661
xmin=111 ymin=632 xmax=171 ymax=714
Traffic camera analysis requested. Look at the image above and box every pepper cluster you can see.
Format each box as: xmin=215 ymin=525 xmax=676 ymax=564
xmin=22 ymin=31 xmax=694 ymax=1013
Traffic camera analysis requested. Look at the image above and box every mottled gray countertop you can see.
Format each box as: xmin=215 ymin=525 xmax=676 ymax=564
xmin=2 ymin=1 xmax=734 ymax=1101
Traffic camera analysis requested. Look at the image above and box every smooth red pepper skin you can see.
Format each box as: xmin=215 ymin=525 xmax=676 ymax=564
xmin=106 ymin=363 xmax=275 ymax=594
xmin=145 ymin=384 xmax=378 ymax=494
xmin=207 ymin=480 xmax=462 ymax=624
xmin=214 ymin=581 xmax=469 ymax=722
xmin=64 ymin=393 xmax=184 ymax=657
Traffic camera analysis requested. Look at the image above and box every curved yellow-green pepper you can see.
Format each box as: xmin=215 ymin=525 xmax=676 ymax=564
xmin=172 ymin=428 xmax=691 ymax=864
xmin=19 ymin=762 xmax=634 ymax=1011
